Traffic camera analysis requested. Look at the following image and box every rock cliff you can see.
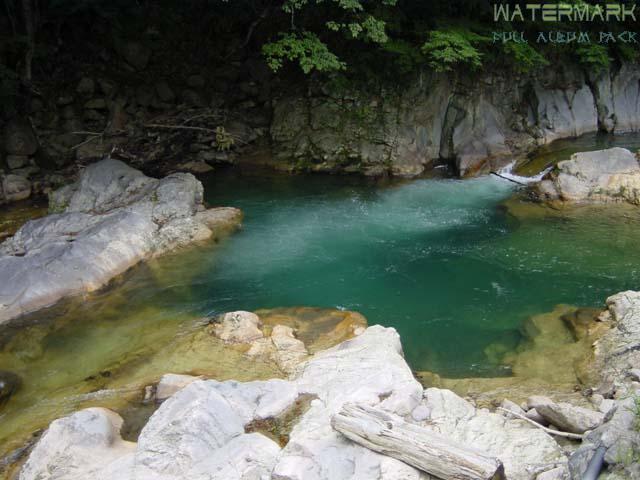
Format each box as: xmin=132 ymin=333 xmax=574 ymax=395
xmin=270 ymin=64 xmax=640 ymax=177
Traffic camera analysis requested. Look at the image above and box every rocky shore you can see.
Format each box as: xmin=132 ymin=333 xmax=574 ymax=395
xmin=2 ymin=59 xmax=640 ymax=208
xmin=0 ymin=158 xmax=241 ymax=324
xmin=12 ymin=290 xmax=640 ymax=480
xmin=2 ymin=148 xmax=640 ymax=479
xmin=534 ymin=147 xmax=640 ymax=205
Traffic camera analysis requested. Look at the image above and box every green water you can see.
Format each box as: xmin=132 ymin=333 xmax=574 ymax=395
xmin=1 ymin=134 xmax=640 ymax=461
xmin=196 ymin=169 xmax=639 ymax=376
xmin=517 ymin=131 xmax=640 ymax=175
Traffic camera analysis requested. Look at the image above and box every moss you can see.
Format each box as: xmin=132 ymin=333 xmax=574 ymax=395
xmin=244 ymin=394 xmax=315 ymax=447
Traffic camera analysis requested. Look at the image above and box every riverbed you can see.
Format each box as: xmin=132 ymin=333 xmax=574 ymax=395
xmin=1 ymin=134 xmax=640 ymax=462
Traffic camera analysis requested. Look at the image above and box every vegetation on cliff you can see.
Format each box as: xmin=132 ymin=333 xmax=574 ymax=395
xmin=2 ymin=0 xmax=639 ymax=112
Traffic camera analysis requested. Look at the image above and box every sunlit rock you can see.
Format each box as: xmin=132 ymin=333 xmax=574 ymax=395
xmin=155 ymin=373 xmax=201 ymax=402
xmin=212 ymin=311 xmax=264 ymax=344
xmin=18 ymin=408 xmax=136 ymax=480
xmin=535 ymin=147 xmax=640 ymax=204
xmin=273 ymin=326 xmax=426 ymax=480
xmin=535 ymin=402 xmax=604 ymax=434
xmin=418 ymin=388 xmax=564 ymax=480
xmin=0 ymin=159 xmax=242 ymax=324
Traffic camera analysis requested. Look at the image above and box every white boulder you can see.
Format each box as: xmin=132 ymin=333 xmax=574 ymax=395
xmin=213 ymin=311 xmax=264 ymax=344
xmin=536 ymin=147 xmax=640 ymax=204
xmin=0 ymin=159 xmax=242 ymax=325
xmin=418 ymin=388 xmax=565 ymax=480
xmin=19 ymin=408 xmax=135 ymax=480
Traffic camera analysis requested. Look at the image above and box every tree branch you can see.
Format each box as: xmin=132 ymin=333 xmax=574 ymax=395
xmin=496 ymin=407 xmax=583 ymax=440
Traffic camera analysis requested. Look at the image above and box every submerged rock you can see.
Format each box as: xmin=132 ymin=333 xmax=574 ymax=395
xmin=0 ymin=370 xmax=21 ymax=406
xmin=534 ymin=147 xmax=640 ymax=204
xmin=212 ymin=311 xmax=264 ymax=344
xmin=0 ymin=159 xmax=242 ymax=325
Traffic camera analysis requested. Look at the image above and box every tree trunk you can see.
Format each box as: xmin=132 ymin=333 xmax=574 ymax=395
xmin=22 ymin=0 xmax=36 ymax=111
xmin=331 ymin=403 xmax=505 ymax=480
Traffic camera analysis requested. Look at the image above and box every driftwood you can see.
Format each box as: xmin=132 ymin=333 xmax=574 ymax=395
xmin=490 ymin=171 xmax=528 ymax=186
xmin=496 ymin=407 xmax=583 ymax=440
xmin=331 ymin=403 xmax=505 ymax=480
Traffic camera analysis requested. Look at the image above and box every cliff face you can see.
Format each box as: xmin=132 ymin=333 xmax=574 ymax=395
xmin=270 ymin=63 xmax=640 ymax=177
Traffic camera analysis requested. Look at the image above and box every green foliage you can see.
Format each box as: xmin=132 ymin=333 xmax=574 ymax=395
xmin=263 ymin=0 xmax=396 ymax=74
xmin=614 ymin=42 xmax=640 ymax=64
xmin=502 ymin=42 xmax=549 ymax=73
xmin=633 ymin=395 xmax=640 ymax=432
xmin=382 ymin=39 xmax=424 ymax=74
xmin=215 ymin=126 xmax=235 ymax=151
xmin=575 ymin=43 xmax=611 ymax=72
xmin=327 ymin=17 xmax=388 ymax=43
xmin=421 ymin=29 xmax=486 ymax=73
xmin=263 ymin=32 xmax=346 ymax=74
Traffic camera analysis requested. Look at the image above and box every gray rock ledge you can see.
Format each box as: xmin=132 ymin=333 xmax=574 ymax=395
xmin=0 ymin=159 xmax=242 ymax=325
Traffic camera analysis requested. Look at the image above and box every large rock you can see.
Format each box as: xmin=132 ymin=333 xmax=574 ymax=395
xmin=535 ymin=147 xmax=640 ymax=204
xmin=134 ymin=379 xmax=294 ymax=479
xmin=19 ymin=379 xmax=297 ymax=480
xmin=20 ymin=326 xmax=570 ymax=480
xmin=2 ymin=118 xmax=38 ymax=156
xmin=19 ymin=408 xmax=136 ymax=480
xmin=120 ymin=41 xmax=151 ymax=70
xmin=6 ymin=154 xmax=28 ymax=170
xmin=270 ymin=64 xmax=640 ymax=177
xmin=568 ymin=291 xmax=640 ymax=477
xmin=0 ymin=159 xmax=242 ymax=324
xmin=0 ymin=370 xmax=21 ymax=406
xmin=213 ymin=311 xmax=264 ymax=344
xmin=417 ymin=388 xmax=564 ymax=480
xmin=593 ymin=291 xmax=640 ymax=384
xmin=535 ymin=402 xmax=604 ymax=434
xmin=569 ymin=392 xmax=640 ymax=479
xmin=155 ymin=373 xmax=201 ymax=401
xmin=1 ymin=174 xmax=31 ymax=202
xmin=273 ymin=326 xmax=434 ymax=480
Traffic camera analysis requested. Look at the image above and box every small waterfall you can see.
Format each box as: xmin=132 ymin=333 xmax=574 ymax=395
xmin=494 ymin=162 xmax=552 ymax=185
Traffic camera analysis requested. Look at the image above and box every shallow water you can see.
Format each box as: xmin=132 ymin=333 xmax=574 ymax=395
xmin=1 ymin=134 xmax=640 ymax=461
xmin=197 ymin=169 xmax=639 ymax=377
xmin=516 ymin=131 xmax=640 ymax=176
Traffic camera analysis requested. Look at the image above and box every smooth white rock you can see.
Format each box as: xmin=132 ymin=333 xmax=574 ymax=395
xmin=19 ymin=408 xmax=135 ymax=480
xmin=420 ymin=388 xmax=564 ymax=480
xmin=0 ymin=159 xmax=241 ymax=324
xmin=156 ymin=373 xmax=201 ymax=401
xmin=273 ymin=326 xmax=426 ymax=480
xmin=213 ymin=311 xmax=263 ymax=344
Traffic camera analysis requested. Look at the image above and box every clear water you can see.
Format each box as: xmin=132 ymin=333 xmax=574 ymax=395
xmin=196 ymin=169 xmax=639 ymax=376
xmin=517 ymin=131 xmax=640 ymax=176
xmin=1 ymin=134 xmax=640 ymax=461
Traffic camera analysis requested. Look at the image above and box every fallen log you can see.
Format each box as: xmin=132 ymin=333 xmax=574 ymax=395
xmin=331 ymin=403 xmax=505 ymax=480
